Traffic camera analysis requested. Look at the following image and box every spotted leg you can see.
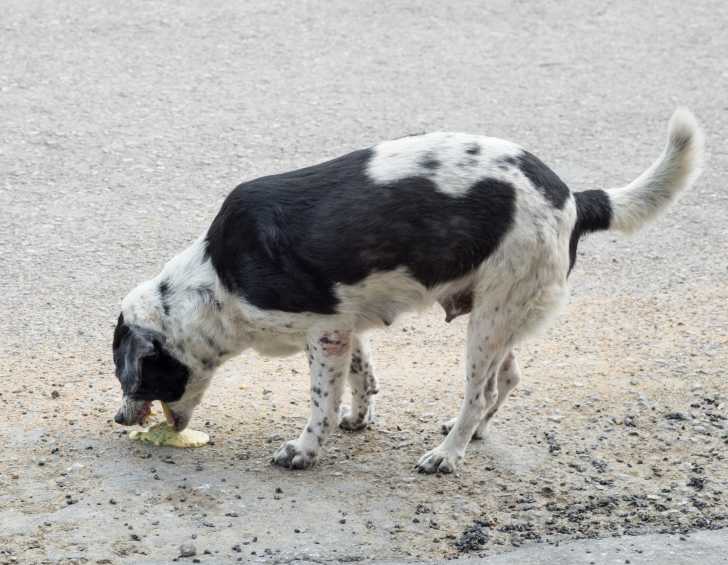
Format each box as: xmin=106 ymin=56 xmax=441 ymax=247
xmin=440 ymin=350 xmax=520 ymax=440
xmin=417 ymin=305 xmax=511 ymax=474
xmin=340 ymin=335 xmax=379 ymax=431
xmin=272 ymin=329 xmax=352 ymax=470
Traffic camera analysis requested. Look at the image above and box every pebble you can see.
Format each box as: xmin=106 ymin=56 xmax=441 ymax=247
xmin=179 ymin=544 xmax=196 ymax=558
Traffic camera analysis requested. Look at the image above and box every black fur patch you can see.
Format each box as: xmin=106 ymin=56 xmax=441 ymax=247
xmin=205 ymin=149 xmax=516 ymax=314
xmin=569 ymin=190 xmax=613 ymax=272
xmin=517 ymin=150 xmax=570 ymax=209
xmin=671 ymin=132 xmax=691 ymax=152
xmin=465 ymin=143 xmax=481 ymax=155
xmin=420 ymin=153 xmax=441 ymax=170
xmin=112 ymin=315 xmax=189 ymax=402
xmin=159 ymin=280 xmax=171 ymax=315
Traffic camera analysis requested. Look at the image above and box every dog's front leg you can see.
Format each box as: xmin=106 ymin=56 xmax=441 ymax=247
xmin=340 ymin=334 xmax=379 ymax=431
xmin=272 ymin=329 xmax=352 ymax=470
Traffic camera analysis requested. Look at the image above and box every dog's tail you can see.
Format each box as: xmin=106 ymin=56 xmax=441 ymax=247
xmin=572 ymin=108 xmax=704 ymax=241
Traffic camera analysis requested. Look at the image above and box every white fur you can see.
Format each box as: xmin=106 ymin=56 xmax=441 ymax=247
xmin=367 ymin=132 xmax=522 ymax=196
xmin=607 ymin=107 xmax=704 ymax=233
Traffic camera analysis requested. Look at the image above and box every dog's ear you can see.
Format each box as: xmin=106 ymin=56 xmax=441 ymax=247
xmin=112 ymin=314 xmax=157 ymax=395
xmin=136 ymin=346 xmax=190 ymax=402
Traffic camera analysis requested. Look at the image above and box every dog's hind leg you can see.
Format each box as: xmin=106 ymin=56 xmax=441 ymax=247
xmin=419 ymin=258 xmax=567 ymax=474
xmin=475 ymin=350 xmax=520 ymax=436
xmin=440 ymin=349 xmax=520 ymax=440
xmin=340 ymin=335 xmax=379 ymax=431
xmin=417 ymin=306 xmax=512 ymax=474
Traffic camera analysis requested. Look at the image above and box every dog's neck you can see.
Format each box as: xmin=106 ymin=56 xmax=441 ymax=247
xmin=122 ymin=238 xmax=251 ymax=372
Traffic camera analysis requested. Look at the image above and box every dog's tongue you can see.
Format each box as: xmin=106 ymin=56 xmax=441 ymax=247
xmin=160 ymin=402 xmax=175 ymax=426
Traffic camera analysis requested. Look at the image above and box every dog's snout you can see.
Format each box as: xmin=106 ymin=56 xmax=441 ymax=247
xmin=114 ymin=409 xmax=128 ymax=425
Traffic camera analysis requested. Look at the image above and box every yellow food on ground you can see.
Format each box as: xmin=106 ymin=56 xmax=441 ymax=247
xmin=129 ymin=422 xmax=209 ymax=448
xmin=128 ymin=402 xmax=209 ymax=448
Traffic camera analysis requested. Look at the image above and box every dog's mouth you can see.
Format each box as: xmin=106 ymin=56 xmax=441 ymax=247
xmin=115 ymin=399 xmax=185 ymax=430
xmin=114 ymin=398 xmax=153 ymax=427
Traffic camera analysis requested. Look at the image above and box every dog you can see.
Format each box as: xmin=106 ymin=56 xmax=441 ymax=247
xmin=113 ymin=109 xmax=703 ymax=474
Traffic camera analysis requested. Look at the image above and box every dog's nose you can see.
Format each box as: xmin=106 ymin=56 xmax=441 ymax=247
xmin=114 ymin=410 xmax=126 ymax=425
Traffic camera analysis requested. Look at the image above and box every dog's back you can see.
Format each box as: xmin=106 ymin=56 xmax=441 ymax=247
xmin=205 ymin=131 xmax=578 ymax=324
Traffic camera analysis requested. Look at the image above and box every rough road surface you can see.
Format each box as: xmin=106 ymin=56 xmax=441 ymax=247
xmin=1 ymin=1 xmax=727 ymax=564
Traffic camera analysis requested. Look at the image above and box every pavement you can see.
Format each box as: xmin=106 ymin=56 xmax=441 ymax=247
xmin=370 ymin=529 xmax=728 ymax=565
xmin=1 ymin=1 xmax=727 ymax=564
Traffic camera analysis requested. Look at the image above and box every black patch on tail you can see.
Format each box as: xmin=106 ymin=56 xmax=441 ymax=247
xmin=570 ymin=190 xmax=613 ymax=272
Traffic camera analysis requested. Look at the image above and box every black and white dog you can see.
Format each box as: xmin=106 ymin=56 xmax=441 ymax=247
xmin=113 ymin=109 xmax=702 ymax=474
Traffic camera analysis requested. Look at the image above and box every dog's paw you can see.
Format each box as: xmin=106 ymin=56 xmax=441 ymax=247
xmin=440 ymin=417 xmax=486 ymax=440
xmin=271 ymin=440 xmax=318 ymax=470
xmin=339 ymin=405 xmax=371 ymax=431
xmin=416 ymin=447 xmax=462 ymax=474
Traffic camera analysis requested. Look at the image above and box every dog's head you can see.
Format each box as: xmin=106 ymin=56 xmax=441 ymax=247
xmin=112 ymin=313 xmax=192 ymax=430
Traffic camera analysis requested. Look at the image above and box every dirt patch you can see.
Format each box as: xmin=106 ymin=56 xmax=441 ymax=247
xmin=2 ymin=289 xmax=726 ymax=563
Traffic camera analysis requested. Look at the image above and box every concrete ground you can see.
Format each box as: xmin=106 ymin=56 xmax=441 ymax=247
xmin=372 ymin=529 xmax=728 ymax=565
xmin=1 ymin=1 xmax=726 ymax=564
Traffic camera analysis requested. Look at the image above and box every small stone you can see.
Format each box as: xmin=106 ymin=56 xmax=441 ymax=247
xmin=179 ymin=544 xmax=196 ymax=558
xmin=51 ymin=390 xmax=60 ymax=399
xmin=687 ymin=477 xmax=705 ymax=490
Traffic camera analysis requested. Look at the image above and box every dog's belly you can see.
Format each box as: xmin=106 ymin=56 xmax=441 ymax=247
xmin=249 ymin=331 xmax=305 ymax=357
xmin=336 ymin=268 xmax=474 ymax=328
